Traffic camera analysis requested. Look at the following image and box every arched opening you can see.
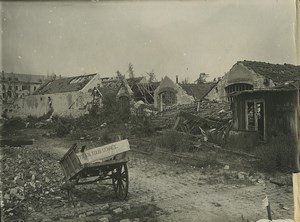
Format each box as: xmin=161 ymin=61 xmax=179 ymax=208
xmin=118 ymin=96 xmax=130 ymax=114
xmin=225 ymin=83 xmax=253 ymax=101
xmin=159 ymin=90 xmax=177 ymax=111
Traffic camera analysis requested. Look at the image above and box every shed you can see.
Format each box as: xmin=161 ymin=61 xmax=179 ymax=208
xmin=229 ymin=85 xmax=298 ymax=150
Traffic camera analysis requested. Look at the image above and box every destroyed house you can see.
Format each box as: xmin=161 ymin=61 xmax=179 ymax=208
xmin=154 ymin=76 xmax=216 ymax=111
xmin=10 ymin=73 xmax=110 ymax=118
xmin=228 ymin=83 xmax=299 ymax=151
xmin=116 ymin=76 xmax=159 ymax=104
xmin=211 ymin=61 xmax=300 ymax=101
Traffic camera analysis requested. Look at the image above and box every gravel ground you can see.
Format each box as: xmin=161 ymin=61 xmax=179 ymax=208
xmin=0 ymin=128 xmax=295 ymax=222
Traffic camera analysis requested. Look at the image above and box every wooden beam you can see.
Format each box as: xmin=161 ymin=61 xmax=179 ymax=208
xmin=0 ymin=139 xmax=34 ymax=146
xmin=195 ymin=142 xmax=259 ymax=159
xmin=293 ymin=172 xmax=300 ymax=222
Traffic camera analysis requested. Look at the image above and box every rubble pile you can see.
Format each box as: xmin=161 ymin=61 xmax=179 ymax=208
xmin=171 ymin=101 xmax=232 ymax=144
xmin=151 ymin=104 xmax=196 ymax=130
xmin=150 ymin=112 xmax=178 ymax=130
xmin=196 ymin=100 xmax=232 ymax=121
xmin=1 ymin=145 xmax=65 ymax=221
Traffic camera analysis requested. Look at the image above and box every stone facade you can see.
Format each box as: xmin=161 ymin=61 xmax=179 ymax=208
xmin=208 ymin=61 xmax=283 ymax=101
xmin=1 ymin=72 xmax=49 ymax=104
xmin=154 ymin=76 xmax=197 ymax=111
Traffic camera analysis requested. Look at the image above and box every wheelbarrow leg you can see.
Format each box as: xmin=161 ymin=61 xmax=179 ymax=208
xmin=67 ymin=190 xmax=75 ymax=207
xmin=61 ymin=180 xmax=76 ymax=207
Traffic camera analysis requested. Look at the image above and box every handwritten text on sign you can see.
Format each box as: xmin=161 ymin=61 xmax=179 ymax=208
xmin=76 ymin=139 xmax=130 ymax=164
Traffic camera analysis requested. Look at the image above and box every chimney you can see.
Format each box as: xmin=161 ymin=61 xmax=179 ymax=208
xmin=176 ymin=75 xmax=178 ymax=84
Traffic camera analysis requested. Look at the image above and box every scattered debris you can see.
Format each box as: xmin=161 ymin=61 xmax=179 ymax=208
xmin=1 ymin=145 xmax=65 ymax=220
xmin=211 ymin=202 xmax=222 ymax=207
xmin=224 ymin=165 xmax=230 ymax=170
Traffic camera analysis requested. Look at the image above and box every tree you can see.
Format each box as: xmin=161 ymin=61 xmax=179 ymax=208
xmin=146 ymin=69 xmax=156 ymax=82
xmin=116 ymin=70 xmax=123 ymax=80
xmin=128 ymin=63 xmax=134 ymax=79
xmin=195 ymin=73 xmax=209 ymax=84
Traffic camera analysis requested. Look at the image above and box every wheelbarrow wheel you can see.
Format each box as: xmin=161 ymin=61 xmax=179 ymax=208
xmin=112 ymin=163 xmax=128 ymax=200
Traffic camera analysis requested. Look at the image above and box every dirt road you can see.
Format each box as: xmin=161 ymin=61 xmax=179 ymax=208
xmin=2 ymin=128 xmax=294 ymax=222
xmin=128 ymin=152 xmax=293 ymax=222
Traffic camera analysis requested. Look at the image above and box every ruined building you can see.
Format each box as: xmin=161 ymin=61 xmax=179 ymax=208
xmin=154 ymin=76 xmax=216 ymax=112
xmin=9 ymin=73 xmax=111 ymax=118
xmin=0 ymin=71 xmax=48 ymax=105
xmin=207 ymin=61 xmax=300 ymax=101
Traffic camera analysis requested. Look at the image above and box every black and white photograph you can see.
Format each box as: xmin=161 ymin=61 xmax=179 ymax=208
xmin=1 ymin=0 xmax=300 ymax=221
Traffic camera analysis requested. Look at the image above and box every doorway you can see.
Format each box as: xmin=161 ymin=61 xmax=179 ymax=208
xmin=246 ymin=100 xmax=265 ymax=140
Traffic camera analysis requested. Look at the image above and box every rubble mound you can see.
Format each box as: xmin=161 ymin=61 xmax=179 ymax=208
xmin=1 ymin=145 xmax=65 ymax=221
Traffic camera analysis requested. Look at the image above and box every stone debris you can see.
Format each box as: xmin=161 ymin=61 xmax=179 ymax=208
xmin=98 ymin=217 xmax=110 ymax=222
xmin=120 ymin=219 xmax=131 ymax=222
xmin=1 ymin=145 xmax=65 ymax=220
xmin=113 ymin=207 xmax=123 ymax=214
xmin=224 ymin=165 xmax=230 ymax=170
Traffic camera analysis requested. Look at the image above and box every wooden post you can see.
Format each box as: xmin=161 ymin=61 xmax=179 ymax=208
xmin=295 ymin=86 xmax=300 ymax=222
xmin=267 ymin=202 xmax=272 ymax=221
xmin=293 ymin=173 xmax=300 ymax=222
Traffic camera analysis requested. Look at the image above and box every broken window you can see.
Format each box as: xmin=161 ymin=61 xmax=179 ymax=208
xmin=246 ymin=100 xmax=265 ymax=140
xmin=161 ymin=91 xmax=176 ymax=106
xmin=247 ymin=102 xmax=255 ymax=131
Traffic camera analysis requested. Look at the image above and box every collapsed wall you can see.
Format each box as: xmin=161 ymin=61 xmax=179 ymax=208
xmin=4 ymin=91 xmax=94 ymax=118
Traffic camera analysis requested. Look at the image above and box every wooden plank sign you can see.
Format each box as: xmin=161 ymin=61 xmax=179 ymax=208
xmin=76 ymin=139 xmax=130 ymax=164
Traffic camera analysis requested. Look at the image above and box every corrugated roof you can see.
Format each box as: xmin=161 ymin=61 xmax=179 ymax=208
xmin=179 ymin=82 xmax=217 ymax=100
xmin=33 ymin=73 xmax=96 ymax=95
xmin=239 ymin=61 xmax=300 ymax=84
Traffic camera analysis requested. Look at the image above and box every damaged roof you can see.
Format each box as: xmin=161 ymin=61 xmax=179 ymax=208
xmin=89 ymin=86 xmax=118 ymax=98
xmin=179 ymin=82 xmax=217 ymax=100
xmin=126 ymin=77 xmax=144 ymax=86
xmin=239 ymin=61 xmax=300 ymax=84
xmin=33 ymin=73 xmax=96 ymax=95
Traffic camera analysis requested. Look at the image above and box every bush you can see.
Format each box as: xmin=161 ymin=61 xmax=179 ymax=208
xmin=54 ymin=119 xmax=71 ymax=137
xmin=153 ymin=130 xmax=193 ymax=152
xmin=131 ymin=114 xmax=155 ymax=137
xmin=254 ymin=135 xmax=296 ymax=173
xmin=2 ymin=117 xmax=26 ymax=132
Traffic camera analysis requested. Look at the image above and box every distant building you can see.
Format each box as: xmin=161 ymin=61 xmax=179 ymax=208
xmin=0 ymin=71 xmax=48 ymax=104
xmin=208 ymin=61 xmax=300 ymax=101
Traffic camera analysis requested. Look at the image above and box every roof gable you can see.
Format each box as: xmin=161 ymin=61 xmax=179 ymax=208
xmin=239 ymin=61 xmax=300 ymax=84
xmin=179 ymin=82 xmax=217 ymax=100
xmin=157 ymin=76 xmax=177 ymax=92
xmin=33 ymin=73 xmax=97 ymax=95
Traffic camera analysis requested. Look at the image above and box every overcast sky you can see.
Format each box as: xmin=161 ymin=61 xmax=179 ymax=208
xmin=0 ymin=0 xmax=297 ymax=82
